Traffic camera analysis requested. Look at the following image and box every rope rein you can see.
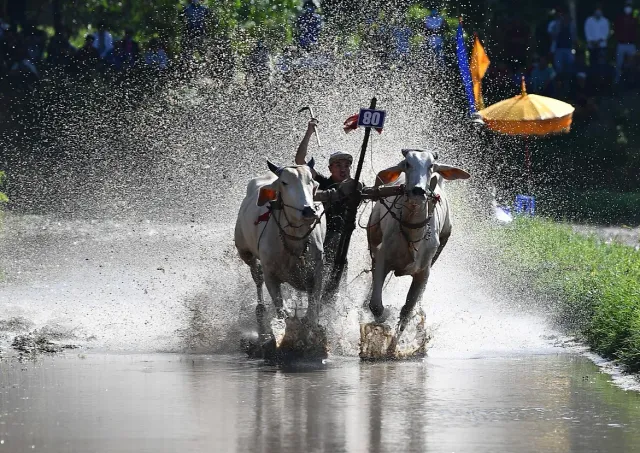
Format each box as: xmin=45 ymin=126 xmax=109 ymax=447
xmin=258 ymin=195 xmax=325 ymax=261
xmin=358 ymin=197 xmax=394 ymax=229
xmin=376 ymin=189 xmax=440 ymax=252
xmin=378 ymin=197 xmax=431 ymax=230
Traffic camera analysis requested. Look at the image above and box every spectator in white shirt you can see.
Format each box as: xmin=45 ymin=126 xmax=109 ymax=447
xmin=584 ymin=5 xmax=610 ymax=66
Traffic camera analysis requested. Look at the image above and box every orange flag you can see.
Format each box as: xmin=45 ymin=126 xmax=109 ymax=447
xmin=470 ymin=33 xmax=490 ymax=110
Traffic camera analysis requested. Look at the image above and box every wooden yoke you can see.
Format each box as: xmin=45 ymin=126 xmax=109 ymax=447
xmin=360 ymin=185 xmax=406 ymax=200
xmin=313 ymin=185 xmax=405 ymax=203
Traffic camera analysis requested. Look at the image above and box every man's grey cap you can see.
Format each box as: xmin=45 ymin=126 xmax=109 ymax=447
xmin=329 ymin=151 xmax=353 ymax=164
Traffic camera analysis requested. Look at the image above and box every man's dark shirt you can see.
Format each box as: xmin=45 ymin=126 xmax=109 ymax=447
xmin=315 ymin=172 xmax=346 ymax=233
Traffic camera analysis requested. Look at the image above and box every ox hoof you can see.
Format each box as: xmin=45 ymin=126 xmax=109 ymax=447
xmin=359 ymin=308 xmax=431 ymax=361
xmin=369 ymin=304 xmax=391 ymax=324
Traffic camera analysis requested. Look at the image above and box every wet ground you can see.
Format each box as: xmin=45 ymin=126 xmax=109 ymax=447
xmin=1 ymin=213 xmax=640 ymax=452
xmin=1 ymin=353 xmax=640 ymax=453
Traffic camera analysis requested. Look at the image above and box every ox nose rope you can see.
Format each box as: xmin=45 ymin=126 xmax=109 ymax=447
xmin=255 ymin=197 xmax=324 ymax=257
xmin=378 ymin=197 xmax=432 ymax=230
xmin=267 ymin=196 xmax=325 ymax=261
xmin=376 ymin=189 xmax=440 ymax=252
xmin=280 ymin=201 xmax=322 ymax=229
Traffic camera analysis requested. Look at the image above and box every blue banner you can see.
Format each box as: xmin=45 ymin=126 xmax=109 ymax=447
xmin=456 ymin=23 xmax=476 ymax=115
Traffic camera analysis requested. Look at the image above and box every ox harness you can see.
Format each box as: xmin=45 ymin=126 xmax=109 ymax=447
xmin=255 ymin=182 xmax=440 ymax=258
xmin=376 ymin=185 xmax=441 ymax=252
xmin=256 ymin=197 xmax=324 ymax=263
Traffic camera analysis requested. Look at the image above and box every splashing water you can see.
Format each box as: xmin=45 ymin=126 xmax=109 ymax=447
xmin=0 ymin=55 xmax=558 ymax=357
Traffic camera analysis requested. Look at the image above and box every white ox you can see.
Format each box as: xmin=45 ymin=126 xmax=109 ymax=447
xmin=235 ymin=160 xmax=325 ymax=333
xmin=367 ymin=149 xmax=470 ymax=336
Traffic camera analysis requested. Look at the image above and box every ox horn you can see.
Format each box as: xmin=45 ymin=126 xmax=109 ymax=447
xmin=307 ymin=157 xmax=315 ymax=169
xmin=267 ymin=160 xmax=283 ymax=176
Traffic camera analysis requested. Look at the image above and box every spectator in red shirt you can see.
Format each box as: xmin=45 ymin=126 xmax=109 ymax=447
xmin=614 ymin=0 xmax=639 ymax=82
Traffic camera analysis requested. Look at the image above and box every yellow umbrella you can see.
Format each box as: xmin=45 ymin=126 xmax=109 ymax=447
xmin=477 ymin=77 xmax=575 ymax=192
xmin=477 ymin=78 xmax=575 ymax=136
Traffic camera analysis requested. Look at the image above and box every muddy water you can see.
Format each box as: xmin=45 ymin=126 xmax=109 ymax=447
xmin=1 ymin=353 xmax=640 ymax=453
xmin=1 ymin=213 xmax=640 ymax=452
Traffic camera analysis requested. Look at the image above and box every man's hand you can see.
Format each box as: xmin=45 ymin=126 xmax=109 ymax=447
xmin=338 ymin=178 xmax=363 ymax=197
xmin=306 ymin=118 xmax=319 ymax=135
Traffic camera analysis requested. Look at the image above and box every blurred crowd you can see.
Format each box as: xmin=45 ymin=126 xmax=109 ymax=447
xmin=0 ymin=18 xmax=171 ymax=93
xmin=0 ymin=0 xmax=329 ymax=94
xmin=487 ymin=1 xmax=640 ymax=119
xmin=2 ymin=0 xmax=640 ymax=117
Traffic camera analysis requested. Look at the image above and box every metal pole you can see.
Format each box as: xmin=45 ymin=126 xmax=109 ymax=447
xmin=525 ymin=137 xmax=532 ymax=193
xmin=324 ymin=97 xmax=377 ymax=299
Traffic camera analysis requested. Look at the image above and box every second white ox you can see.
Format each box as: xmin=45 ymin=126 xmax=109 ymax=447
xmin=366 ymin=149 xmax=470 ymax=336
xmin=235 ymin=160 xmax=326 ymax=333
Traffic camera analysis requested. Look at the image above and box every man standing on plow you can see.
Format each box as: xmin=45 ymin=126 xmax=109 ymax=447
xmin=295 ymin=118 xmax=359 ymax=298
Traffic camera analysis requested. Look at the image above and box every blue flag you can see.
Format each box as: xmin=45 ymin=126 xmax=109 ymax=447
xmin=456 ymin=23 xmax=476 ymax=115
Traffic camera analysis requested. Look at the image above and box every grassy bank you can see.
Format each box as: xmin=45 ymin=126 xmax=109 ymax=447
xmin=489 ymin=217 xmax=640 ymax=372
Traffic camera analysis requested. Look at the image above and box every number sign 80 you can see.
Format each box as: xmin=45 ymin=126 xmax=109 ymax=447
xmin=358 ymin=109 xmax=386 ymax=128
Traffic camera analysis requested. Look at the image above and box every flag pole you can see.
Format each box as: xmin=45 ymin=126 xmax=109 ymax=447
xmin=456 ymin=17 xmax=476 ymax=116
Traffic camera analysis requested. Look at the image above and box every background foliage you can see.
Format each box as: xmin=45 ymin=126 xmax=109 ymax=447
xmin=2 ymin=0 xmax=639 ymax=224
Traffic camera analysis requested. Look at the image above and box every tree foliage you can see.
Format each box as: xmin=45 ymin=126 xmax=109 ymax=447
xmin=18 ymin=0 xmax=629 ymax=55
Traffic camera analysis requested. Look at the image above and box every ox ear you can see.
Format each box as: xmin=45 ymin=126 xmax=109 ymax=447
xmin=307 ymin=157 xmax=315 ymax=169
xmin=267 ymin=160 xmax=283 ymax=176
xmin=433 ymin=164 xmax=471 ymax=180
xmin=432 ymin=151 xmax=438 ymax=160
xmin=257 ymin=184 xmax=278 ymax=206
xmin=375 ymin=166 xmax=403 ymax=186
